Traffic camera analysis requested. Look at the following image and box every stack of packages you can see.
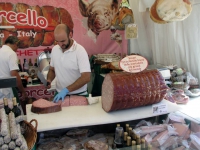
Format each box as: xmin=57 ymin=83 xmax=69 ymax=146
xmin=36 ymin=129 xmax=112 ymax=150
xmin=0 ymin=109 xmax=28 ymax=150
xmin=36 ymin=112 xmax=200 ymax=150
xmin=165 ymin=66 xmax=200 ymax=104
xmin=133 ymin=113 xmax=200 ymax=150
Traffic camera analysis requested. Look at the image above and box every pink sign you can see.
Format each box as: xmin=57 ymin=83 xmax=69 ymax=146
xmin=120 ymin=55 xmax=148 ymax=73
xmin=18 ymin=85 xmax=55 ymax=100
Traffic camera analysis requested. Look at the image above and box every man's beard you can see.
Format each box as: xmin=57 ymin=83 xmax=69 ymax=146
xmin=63 ymin=39 xmax=71 ymax=49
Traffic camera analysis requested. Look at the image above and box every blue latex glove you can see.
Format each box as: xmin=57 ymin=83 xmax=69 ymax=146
xmin=53 ymin=88 xmax=69 ymax=103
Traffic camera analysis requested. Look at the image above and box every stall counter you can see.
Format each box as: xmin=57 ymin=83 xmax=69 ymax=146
xmin=177 ymin=96 xmax=200 ymax=124
xmin=26 ymin=97 xmax=180 ymax=132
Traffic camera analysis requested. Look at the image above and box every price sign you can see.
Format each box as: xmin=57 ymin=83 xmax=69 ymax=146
xmin=152 ymin=103 xmax=168 ymax=115
xmin=119 ymin=55 xmax=148 ymax=73
xmin=125 ymin=24 xmax=138 ymax=39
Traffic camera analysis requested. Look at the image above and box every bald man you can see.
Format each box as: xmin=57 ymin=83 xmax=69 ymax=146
xmin=47 ymin=24 xmax=91 ymax=102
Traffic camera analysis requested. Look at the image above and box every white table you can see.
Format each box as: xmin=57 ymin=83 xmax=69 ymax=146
xmin=26 ymin=98 xmax=180 ymax=132
xmin=177 ymin=96 xmax=200 ymax=124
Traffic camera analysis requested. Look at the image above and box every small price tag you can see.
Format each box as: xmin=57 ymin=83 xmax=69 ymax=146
xmin=152 ymin=103 xmax=168 ymax=115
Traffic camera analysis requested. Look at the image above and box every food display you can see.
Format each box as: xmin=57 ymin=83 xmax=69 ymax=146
xmin=57 ymin=95 xmax=88 ymax=107
xmin=0 ymin=108 xmax=28 ymax=150
xmin=101 ymin=69 xmax=168 ymax=112
xmin=31 ymin=99 xmax=62 ymax=114
xmin=84 ymin=140 xmax=109 ymax=150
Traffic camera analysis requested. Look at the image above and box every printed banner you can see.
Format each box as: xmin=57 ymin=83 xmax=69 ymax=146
xmin=0 ymin=0 xmax=134 ymax=64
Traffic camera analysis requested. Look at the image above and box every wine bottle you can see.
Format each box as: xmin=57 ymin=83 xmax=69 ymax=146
xmin=141 ymin=139 xmax=146 ymax=150
xmin=28 ymin=58 xmax=33 ymax=66
xmin=34 ymin=58 xmax=38 ymax=67
xmin=125 ymin=124 xmax=129 ymax=132
xmin=23 ymin=58 xmax=29 ymax=73
xmin=136 ymin=145 xmax=141 ymax=150
xmin=114 ymin=126 xmax=124 ymax=148
xmin=147 ymin=144 xmax=152 ymax=150
xmin=18 ymin=59 xmax=22 ymax=72
xmin=12 ymin=97 xmax=21 ymax=117
xmin=136 ymin=135 xmax=141 ymax=145
xmin=132 ymin=131 xmax=137 ymax=140
xmin=128 ymin=127 xmax=132 ymax=136
xmin=3 ymin=98 xmax=11 ymax=115
xmin=123 ymin=132 xmax=128 ymax=147
xmin=132 ymin=140 xmax=136 ymax=150
xmin=126 ymin=136 xmax=131 ymax=147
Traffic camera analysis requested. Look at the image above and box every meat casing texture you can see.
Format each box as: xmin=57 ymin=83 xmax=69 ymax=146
xmin=101 ymin=69 xmax=168 ymax=112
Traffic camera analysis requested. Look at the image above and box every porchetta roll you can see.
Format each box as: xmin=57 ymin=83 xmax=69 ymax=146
xmin=150 ymin=0 xmax=192 ymax=23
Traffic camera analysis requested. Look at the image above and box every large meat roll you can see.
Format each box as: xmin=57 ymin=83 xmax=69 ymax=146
xmin=101 ymin=69 xmax=168 ymax=112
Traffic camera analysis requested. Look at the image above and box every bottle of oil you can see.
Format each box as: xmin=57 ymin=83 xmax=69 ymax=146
xmin=12 ymin=97 xmax=21 ymax=117
xmin=28 ymin=58 xmax=33 ymax=66
xmin=18 ymin=59 xmax=22 ymax=72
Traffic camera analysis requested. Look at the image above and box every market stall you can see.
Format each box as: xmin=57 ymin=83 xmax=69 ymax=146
xmin=1 ymin=0 xmax=200 ymax=149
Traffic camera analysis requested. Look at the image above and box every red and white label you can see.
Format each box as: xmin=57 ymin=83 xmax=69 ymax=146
xmin=0 ymin=9 xmax=48 ymax=29
xmin=120 ymin=55 xmax=148 ymax=73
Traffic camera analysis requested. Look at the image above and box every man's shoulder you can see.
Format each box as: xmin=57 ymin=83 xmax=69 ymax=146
xmin=1 ymin=45 xmax=16 ymax=55
xmin=52 ymin=45 xmax=60 ymax=50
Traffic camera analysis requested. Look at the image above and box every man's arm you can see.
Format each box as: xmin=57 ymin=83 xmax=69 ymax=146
xmin=10 ymin=70 xmax=27 ymax=98
xmin=47 ymin=66 xmax=55 ymax=82
xmin=46 ymin=66 xmax=55 ymax=88
xmin=67 ymin=72 xmax=91 ymax=92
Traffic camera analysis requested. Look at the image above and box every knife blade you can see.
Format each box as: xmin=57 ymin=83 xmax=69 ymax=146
xmin=37 ymin=71 xmax=47 ymax=86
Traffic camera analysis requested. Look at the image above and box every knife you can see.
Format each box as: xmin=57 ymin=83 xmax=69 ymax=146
xmin=37 ymin=71 xmax=47 ymax=86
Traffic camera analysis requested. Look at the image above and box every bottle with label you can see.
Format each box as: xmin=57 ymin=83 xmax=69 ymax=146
xmin=23 ymin=58 xmax=29 ymax=73
xmin=132 ymin=140 xmax=136 ymax=150
xmin=126 ymin=136 xmax=131 ymax=147
xmin=125 ymin=124 xmax=129 ymax=132
xmin=136 ymin=135 xmax=141 ymax=145
xmin=123 ymin=132 xmax=128 ymax=147
xmin=147 ymin=144 xmax=152 ymax=150
xmin=141 ymin=139 xmax=146 ymax=150
xmin=18 ymin=59 xmax=22 ymax=72
xmin=3 ymin=98 xmax=11 ymax=115
xmin=132 ymin=131 xmax=137 ymax=140
xmin=12 ymin=97 xmax=21 ymax=117
xmin=114 ymin=126 xmax=124 ymax=148
xmin=136 ymin=145 xmax=141 ymax=150
xmin=128 ymin=127 xmax=132 ymax=137
xmin=28 ymin=58 xmax=33 ymax=66
xmin=34 ymin=58 xmax=38 ymax=67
